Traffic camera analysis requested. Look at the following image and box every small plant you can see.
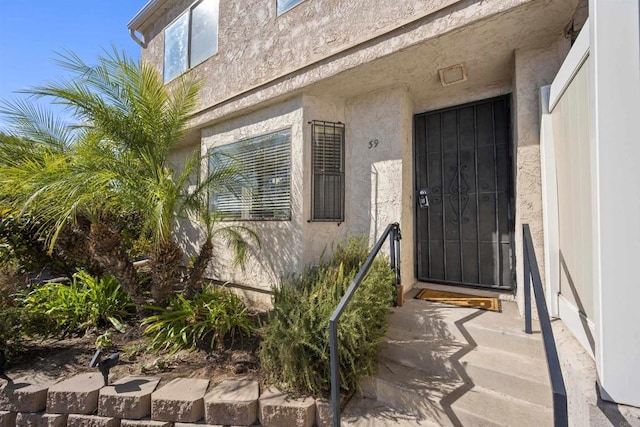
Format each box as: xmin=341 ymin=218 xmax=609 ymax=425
xmin=95 ymin=331 xmax=113 ymax=349
xmin=142 ymin=285 xmax=254 ymax=354
xmin=18 ymin=271 xmax=134 ymax=336
xmin=122 ymin=342 xmax=146 ymax=360
xmin=259 ymin=237 xmax=395 ymax=398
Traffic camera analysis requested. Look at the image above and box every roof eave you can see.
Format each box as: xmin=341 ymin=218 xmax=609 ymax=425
xmin=127 ymin=0 xmax=172 ymax=31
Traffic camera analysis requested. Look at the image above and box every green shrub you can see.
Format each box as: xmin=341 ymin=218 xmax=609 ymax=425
xmin=142 ymin=285 xmax=254 ymax=354
xmin=259 ymin=237 xmax=395 ymax=398
xmin=0 ymin=210 xmax=70 ymax=274
xmin=19 ymin=270 xmax=134 ymax=336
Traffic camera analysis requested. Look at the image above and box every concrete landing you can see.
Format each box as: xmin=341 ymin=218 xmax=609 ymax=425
xmin=46 ymin=372 xmax=104 ymax=414
xmin=151 ymin=378 xmax=209 ymax=422
xmin=204 ymin=379 xmax=258 ymax=426
xmin=98 ymin=376 xmax=160 ymax=419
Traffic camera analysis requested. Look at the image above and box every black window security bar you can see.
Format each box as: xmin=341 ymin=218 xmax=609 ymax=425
xmin=310 ymin=120 xmax=345 ymax=222
xmin=329 ymin=222 xmax=401 ymax=427
xmin=523 ymin=224 xmax=568 ymax=427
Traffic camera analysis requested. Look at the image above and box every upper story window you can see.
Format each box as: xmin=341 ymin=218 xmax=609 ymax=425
xmin=277 ymin=0 xmax=305 ymax=15
xmin=209 ymin=129 xmax=292 ymax=221
xmin=164 ymin=0 xmax=219 ymax=82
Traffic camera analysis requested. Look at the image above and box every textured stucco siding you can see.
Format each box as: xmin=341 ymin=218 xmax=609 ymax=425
xmin=138 ymin=0 xmax=461 ymax=113
xmin=513 ymin=39 xmax=570 ymax=313
xmin=146 ymin=0 xmax=582 ymax=304
xmin=300 ymin=95 xmax=348 ymax=267
xmin=200 ymin=97 xmax=305 ymax=307
xmin=345 ymin=87 xmax=409 ymax=242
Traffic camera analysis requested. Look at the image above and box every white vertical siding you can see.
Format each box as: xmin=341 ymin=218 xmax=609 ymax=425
xmin=551 ymin=59 xmax=594 ymax=321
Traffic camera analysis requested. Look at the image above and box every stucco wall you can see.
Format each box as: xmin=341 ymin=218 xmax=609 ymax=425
xmin=167 ymin=142 xmax=203 ymax=260
xmin=344 ymin=87 xmax=409 ymax=243
xmin=200 ymin=97 xmax=305 ymax=307
xmin=512 ymin=39 xmax=570 ymax=313
xmin=300 ymin=95 xmax=348 ymax=267
xmin=138 ymin=0 xmax=460 ymax=112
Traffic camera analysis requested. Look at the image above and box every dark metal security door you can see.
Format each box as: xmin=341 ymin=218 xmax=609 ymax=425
xmin=414 ymin=96 xmax=514 ymax=289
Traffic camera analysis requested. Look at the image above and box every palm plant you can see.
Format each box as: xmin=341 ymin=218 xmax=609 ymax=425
xmin=0 ymin=48 xmax=257 ymax=306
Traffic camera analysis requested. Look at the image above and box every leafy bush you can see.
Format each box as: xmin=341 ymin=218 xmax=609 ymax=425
xmin=0 ymin=210 xmax=56 ymax=273
xmin=142 ymin=285 xmax=254 ymax=354
xmin=259 ymin=237 xmax=395 ymax=398
xmin=19 ymin=270 xmax=134 ymax=336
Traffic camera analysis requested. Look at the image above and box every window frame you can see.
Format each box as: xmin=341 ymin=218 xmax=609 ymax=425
xmin=276 ymin=0 xmax=306 ymax=16
xmin=163 ymin=0 xmax=219 ymax=83
xmin=208 ymin=128 xmax=292 ymax=222
xmin=310 ymin=120 xmax=345 ymax=222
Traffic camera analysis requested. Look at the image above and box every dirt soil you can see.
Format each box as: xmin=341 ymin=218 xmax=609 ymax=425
xmin=4 ymin=321 xmax=264 ymax=389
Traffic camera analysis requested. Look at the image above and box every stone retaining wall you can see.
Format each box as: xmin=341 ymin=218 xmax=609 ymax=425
xmin=1 ymin=374 xmax=329 ymax=427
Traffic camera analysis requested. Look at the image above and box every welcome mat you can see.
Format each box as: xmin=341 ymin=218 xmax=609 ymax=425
xmin=414 ymin=289 xmax=502 ymax=312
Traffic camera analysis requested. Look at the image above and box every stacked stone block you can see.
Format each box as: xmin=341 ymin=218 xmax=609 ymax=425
xmin=2 ymin=373 xmax=322 ymax=426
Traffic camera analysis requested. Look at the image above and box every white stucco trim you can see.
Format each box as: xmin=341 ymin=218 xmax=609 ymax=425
xmin=539 ymin=85 xmax=560 ymax=318
xmin=549 ymin=20 xmax=590 ymax=112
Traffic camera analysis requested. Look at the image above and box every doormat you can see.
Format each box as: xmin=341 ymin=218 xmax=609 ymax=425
xmin=414 ymin=289 xmax=501 ymax=312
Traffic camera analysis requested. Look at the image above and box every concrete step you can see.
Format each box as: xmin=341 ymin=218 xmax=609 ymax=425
xmin=258 ymin=387 xmax=315 ymax=427
xmin=463 ymin=305 xmax=546 ymax=361
xmin=98 ymin=376 xmax=160 ymax=420
xmin=204 ymin=379 xmax=258 ymax=426
xmin=460 ymin=346 xmax=552 ymax=407
xmin=359 ymin=358 xmax=463 ymax=425
xmin=450 ymin=386 xmax=553 ymax=427
xmin=151 ymin=378 xmax=209 ymax=423
xmin=381 ymin=326 xmax=465 ymax=374
xmin=342 ymin=396 xmax=441 ymax=426
xmin=46 ymin=372 xmax=104 ymax=415
xmin=389 ymin=299 xmax=546 ymax=360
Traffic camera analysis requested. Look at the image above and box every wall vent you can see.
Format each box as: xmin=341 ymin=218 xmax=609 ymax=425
xmin=439 ymin=63 xmax=468 ymax=86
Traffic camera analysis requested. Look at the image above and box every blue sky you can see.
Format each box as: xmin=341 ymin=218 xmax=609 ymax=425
xmin=0 ymin=1 xmax=147 ymax=128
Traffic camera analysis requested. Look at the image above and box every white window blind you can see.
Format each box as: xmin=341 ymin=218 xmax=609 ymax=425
xmin=209 ymin=129 xmax=291 ymax=220
xmin=311 ymin=121 xmax=344 ymax=221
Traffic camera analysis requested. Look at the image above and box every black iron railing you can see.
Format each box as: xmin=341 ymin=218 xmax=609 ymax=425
xmin=329 ymin=222 xmax=401 ymax=427
xmin=523 ymin=224 xmax=568 ymax=427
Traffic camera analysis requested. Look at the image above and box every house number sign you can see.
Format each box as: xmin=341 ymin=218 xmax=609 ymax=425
xmin=368 ymin=139 xmax=379 ymax=149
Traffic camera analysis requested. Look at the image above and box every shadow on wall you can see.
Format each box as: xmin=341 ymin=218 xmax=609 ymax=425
xmin=559 ymin=250 xmax=595 ymax=355
xmin=173 ymin=217 xmax=202 ymax=262
xmin=206 ymin=220 xmax=301 ymax=294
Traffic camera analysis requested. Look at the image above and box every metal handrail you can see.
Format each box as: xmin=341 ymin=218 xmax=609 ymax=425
xmin=523 ymin=224 xmax=568 ymax=427
xmin=329 ymin=222 xmax=401 ymax=427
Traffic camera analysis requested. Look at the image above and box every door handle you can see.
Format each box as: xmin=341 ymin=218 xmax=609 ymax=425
xmin=418 ymin=189 xmax=429 ymax=208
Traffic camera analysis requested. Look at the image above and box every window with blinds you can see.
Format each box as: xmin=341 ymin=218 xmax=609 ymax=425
xmin=209 ymin=129 xmax=291 ymax=220
xmin=311 ymin=121 xmax=345 ymax=221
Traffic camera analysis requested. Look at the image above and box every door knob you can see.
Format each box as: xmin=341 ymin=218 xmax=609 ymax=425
xmin=419 ymin=189 xmax=429 ymax=208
